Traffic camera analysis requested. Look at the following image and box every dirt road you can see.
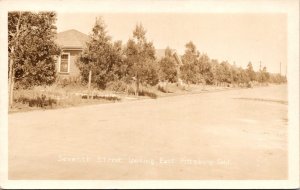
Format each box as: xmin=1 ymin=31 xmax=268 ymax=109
xmin=8 ymin=84 xmax=288 ymax=179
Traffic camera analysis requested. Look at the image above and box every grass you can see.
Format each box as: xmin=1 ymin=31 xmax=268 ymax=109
xmin=10 ymin=81 xmax=269 ymax=113
xmin=138 ymin=89 xmax=157 ymax=99
xmin=11 ymin=84 xmax=122 ymax=113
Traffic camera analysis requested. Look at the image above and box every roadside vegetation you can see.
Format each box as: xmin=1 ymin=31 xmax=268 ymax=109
xmin=8 ymin=12 xmax=287 ymax=112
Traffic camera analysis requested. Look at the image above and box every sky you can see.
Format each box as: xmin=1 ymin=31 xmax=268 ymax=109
xmin=56 ymin=12 xmax=287 ymax=74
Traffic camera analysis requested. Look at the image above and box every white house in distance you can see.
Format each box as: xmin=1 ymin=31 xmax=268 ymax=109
xmin=55 ymin=29 xmax=183 ymax=81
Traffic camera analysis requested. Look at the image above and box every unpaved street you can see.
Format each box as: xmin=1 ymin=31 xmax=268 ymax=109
xmin=8 ymin=85 xmax=287 ymax=179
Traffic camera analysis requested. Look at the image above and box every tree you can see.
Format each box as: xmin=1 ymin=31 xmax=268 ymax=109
xmin=269 ymin=73 xmax=286 ymax=83
xmin=216 ymin=61 xmax=232 ymax=84
xmin=231 ymin=64 xmax=239 ymax=84
xmin=198 ymin=53 xmax=213 ymax=84
xmin=258 ymin=66 xmax=270 ymax=83
xmin=158 ymin=47 xmax=178 ymax=83
xmin=8 ymin=11 xmax=60 ymax=106
xmin=180 ymin=41 xmax=202 ymax=84
xmin=210 ymin=59 xmax=221 ymax=85
xmin=246 ymin=62 xmax=256 ymax=81
xmin=125 ymin=23 xmax=159 ymax=95
xmin=77 ymin=17 xmax=124 ymax=89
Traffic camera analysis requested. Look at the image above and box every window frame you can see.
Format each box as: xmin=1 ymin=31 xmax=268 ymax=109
xmin=58 ymin=52 xmax=71 ymax=74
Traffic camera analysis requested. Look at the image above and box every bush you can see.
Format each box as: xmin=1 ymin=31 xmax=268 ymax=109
xmin=176 ymin=82 xmax=188 ymax=91
xmin=247 ymin=82 xmax=253 ymax=88
xmin=138 ymin=89 xmax=157 ymax=99
xmin=15 ymin=94 xmax=57 ymax=108
xmin=56 ymin=76 xmax=82 ymax=87
xmin=106 ymin=80 xmax=128 ymax=92
xmin=157 ymin=85 xmax=168 ymax=93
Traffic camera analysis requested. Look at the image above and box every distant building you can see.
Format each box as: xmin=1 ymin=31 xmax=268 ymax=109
xmin=155 ymin=48 xmax=183 ymax=65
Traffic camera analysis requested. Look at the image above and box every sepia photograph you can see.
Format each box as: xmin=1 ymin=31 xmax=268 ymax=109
xmin=0 ymin=0 xmax=299 ymax=189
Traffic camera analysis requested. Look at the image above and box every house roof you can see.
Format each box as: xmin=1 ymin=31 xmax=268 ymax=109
xmin=155 ymin=49 xmax=167 ymax=60
xmin=56 ymin=29 xmax=89 ymax=50
xmin=155 ymin=48 xmax=178 ymax=60
xmin=155 ymin=48 xmax=182 ymax=65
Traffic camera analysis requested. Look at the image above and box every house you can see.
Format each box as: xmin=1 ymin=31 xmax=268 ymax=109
xmin=55 ymin=29 xmax=89 ymax=78
xmin=155 ymin=48 xmax=183 ymax=65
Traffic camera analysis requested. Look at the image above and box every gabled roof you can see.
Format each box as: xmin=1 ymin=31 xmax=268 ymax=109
xmin=155 ymin=49 xmax=167 ymax=60
xmin=155 ymin=48 xmax=178 ymax=60
xmin=155 ymin=48 xmax=182 ymax=65
xmin=56 ymin=29 xmax=89 ymax=50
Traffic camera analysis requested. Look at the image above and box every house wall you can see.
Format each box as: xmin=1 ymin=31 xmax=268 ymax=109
xmin=56 ymin=49 xmax=82 ymax=78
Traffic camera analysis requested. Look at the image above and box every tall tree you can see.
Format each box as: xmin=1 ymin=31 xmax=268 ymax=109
xmin=8 ymin=11 xmax=60 ymax=106
xmin=198 ymin=53 xmax=213 ymax=84
xmin=158 ymin=47 xmax=178 ymax=83
xmin=257 ymin=66 xmax=270 ymax=83
xmin=218 ymin=61 xmax=232 ymax=84
xmin=180 ymin=41 xmax=202 ymax=84
xmin=246 ymin=62 xmax=256 ymax=81
xmin=125 ymin=24 xmax=158 ymax=95
xmin=210 ymin=59 xmax=221 ymax=85
xmin=77 ymin=17 xmax=124 ymax=89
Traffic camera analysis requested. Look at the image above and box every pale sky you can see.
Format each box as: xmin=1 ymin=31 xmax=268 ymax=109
xmin=56 ymin=12 xmax=287 ymax=74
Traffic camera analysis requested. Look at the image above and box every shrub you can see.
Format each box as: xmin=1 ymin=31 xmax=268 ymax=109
xmin=56 ymin=76 xmax=82 ymax=87
xmin=176 ymin=82 xmax=188 ymax=91
xmin=15 ymin=94 xmax=57 ymax=108
xmin=157 ymin=85 xmax=168 ymax=93
xmin=247 ymin=82 xmax=253 ymax=88
xmin=138 ymin=89 xmax=157 ymax=99
xmin=106 ymin=80 xmax=128 ymax=92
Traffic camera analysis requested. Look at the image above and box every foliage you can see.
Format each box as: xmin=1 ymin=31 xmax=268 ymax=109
xmin=257 ymin=66 xmax=270 ymax=83
xmin=56 ymin=76 xmax=82 ymax=87
xmin=125 ymin=24 xmax=159 ymax=90
xmin=138 ymin=89 xmax=158 ymax=99
xmin=8 ymin=11 xmax=61 ymax=88
xmin=246 ymin=62 xmax=256 ymax=81
xmin=158 ymin=47 xmax=178 ymax=83
xmin=106 ymin=80 xmax=129 ymax=92
xmin=269 ymin=73 xmax=287 ymax=84
xmin=180 ymin=41 xmax=202 ymax=84
xmin=9 ymin=12 xmax=286 ymax=93
xmin=15 ymin=94 xmax=57 ymax=108
xmin=77 ymin=17 xmax=125 ymax=89
xmin=198 ymin=53 xmax=214 ymax=84
xmin=157 ymin=85 xmax=168 ymax=93
xmin=219 ymin=61 xmax=233 ymax=84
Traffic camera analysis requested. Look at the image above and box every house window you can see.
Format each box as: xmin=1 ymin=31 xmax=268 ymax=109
xmin=59 ymin=53 xmax=70 ymax=73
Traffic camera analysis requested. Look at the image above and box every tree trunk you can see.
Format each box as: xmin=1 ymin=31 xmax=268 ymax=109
xmin=9 ymin=47 xmax=14 ymax=108
xmin=88 ymin=70 xmax=92 ymax=99
xmin=135 ymin=75 xmax=139 ymax=96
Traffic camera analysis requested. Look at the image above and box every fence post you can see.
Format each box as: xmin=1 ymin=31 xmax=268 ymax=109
xmin=88 ymin=70 xmax=92 ymax=99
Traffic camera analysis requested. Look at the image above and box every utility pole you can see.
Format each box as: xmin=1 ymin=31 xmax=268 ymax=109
xmin=285 ymin=63 xmax=287 ymax=77
xmin=259 ymin=61 xmax=261 ymax=71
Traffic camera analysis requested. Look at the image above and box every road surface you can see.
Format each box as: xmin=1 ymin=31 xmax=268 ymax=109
xmin=8 ymin=84 xmax=288 ymax=179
